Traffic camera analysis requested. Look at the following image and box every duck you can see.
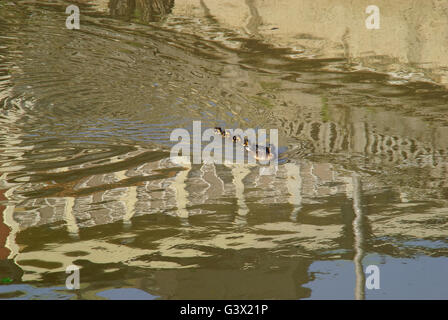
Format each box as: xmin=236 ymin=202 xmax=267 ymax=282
xmin=214 ymin=127 xmax=231 ymax=138
xmin=244 ymin=139 xmax=274 ymax=160
xmin=242 ymin=138 xmax=258 ymax=152
xmin=254 ymin=145 xmax=274 ymax=161
xmin=242 ymin=137 xmax=249 ymax=148
xmin=214 ymin=127 xmax=224 ymax=136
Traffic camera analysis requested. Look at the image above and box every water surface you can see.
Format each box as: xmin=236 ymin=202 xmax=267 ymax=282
xmin=0 ymin=0 xmax=448 ymax=299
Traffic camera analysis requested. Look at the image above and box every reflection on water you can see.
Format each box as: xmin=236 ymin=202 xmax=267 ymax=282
xmin=1 ymin=0 xmax=448 ymax=299
xmin=109 ymin=0 xmax=174 ymax=22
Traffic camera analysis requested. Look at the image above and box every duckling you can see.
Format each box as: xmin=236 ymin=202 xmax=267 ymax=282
xmin=215 ymin=127 xmax=231 ymax=137
xmin=243 ymin=139 xmax=259 ymax=152
xmin=233 ymin=135 xmax=241 ymax=143
xmin=214 ymin=127 xmax=224 ymax=135
xmin=254 ymin=145 xmax=274 ymax=161
xmin=242 ymin=137 xmax=249 ymax=148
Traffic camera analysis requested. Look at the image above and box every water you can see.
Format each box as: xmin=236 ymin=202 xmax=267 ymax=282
xmin=0 ymin=0 xmax=448 ymax=299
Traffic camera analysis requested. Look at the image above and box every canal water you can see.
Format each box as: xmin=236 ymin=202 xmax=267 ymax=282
xmin=0 ymin=0 xmax=447 ymax=299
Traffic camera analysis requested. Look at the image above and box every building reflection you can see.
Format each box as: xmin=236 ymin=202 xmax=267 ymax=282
xmin=171 ymin=0 xmax=448 ymax=88
xmin=109 ymin=0 xmax=175 ymax=22
xmin=0 ymin=143 xmax=444 ymax=297
xmin=2 ymin=105 xmax=448 ymax=296
xmin=351 ymin=173 xmax=365 ymax=300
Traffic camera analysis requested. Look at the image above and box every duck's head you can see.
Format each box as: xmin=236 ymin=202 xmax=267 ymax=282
xmin=233 ymin=135 xmax=241 ymax=143
xmin=222 ymin=130 xmax=231 ymax=138
xmin=214 ymin=127 xmax=223 ymax=135
xmin=243 ymin=137 xmax=249 ymax=147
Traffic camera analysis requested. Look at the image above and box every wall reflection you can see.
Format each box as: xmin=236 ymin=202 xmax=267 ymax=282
xmin=172 ymin=0 xmax=448 ymax=87
xmin=109 ymin=0 xmax=175 ymax=22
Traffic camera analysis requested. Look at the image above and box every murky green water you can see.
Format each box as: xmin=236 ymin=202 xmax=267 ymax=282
xmin=1 ymin=0 xmax=448 ymax=299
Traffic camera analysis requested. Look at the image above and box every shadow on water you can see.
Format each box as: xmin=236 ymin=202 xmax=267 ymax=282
xmin=0 ymin=0 xmax=448 ymax=299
